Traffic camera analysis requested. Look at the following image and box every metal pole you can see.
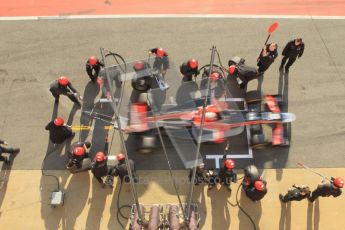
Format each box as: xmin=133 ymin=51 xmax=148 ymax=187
xmin=100 ymin=48 xmax=144 ymax=224
xmin=185 ymin=46 xmax=216 ymax=221
xmin=146 ymin=93 xmax=186 ymax=220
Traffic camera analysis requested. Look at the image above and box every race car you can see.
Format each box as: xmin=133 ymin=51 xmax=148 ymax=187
xmin=125 ymin=89 xmax=295 ymax=151
xmin=89 ymin=57 xmax=295 ymax=153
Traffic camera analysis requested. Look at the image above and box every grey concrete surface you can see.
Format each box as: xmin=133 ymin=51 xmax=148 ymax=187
xmin=0 ymin=18 xmax=345 ymax=170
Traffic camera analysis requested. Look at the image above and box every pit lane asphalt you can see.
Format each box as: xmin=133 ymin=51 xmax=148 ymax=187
xmin=0 ymin=18 xmax=345 ymax=170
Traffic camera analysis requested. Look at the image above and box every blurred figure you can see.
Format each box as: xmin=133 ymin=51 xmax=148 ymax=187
xmin=279 ymin=184 xmax=311 ymax=203
xmin=0 ymin=139 xmax=20 ymax=165
xmin=45 ymin=117 xmax=75 ymax=144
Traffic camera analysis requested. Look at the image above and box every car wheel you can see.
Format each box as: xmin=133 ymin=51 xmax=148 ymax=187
xmin=251 ymin=134 xmax=267 ymax=149
xmin=132 ymin=79 xmax=151 ymax=92
xmin=246 ymin=90 xmax=262 ymax=105
xmin=244 ymin=165 xmax=260 ymax=182
xmin=139 ymin=135 xmax=157 ymax=153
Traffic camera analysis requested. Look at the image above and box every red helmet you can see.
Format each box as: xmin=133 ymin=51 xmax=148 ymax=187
xmin=117 ymin=152 xmax=125 ymax=161
xmin=54 ymin=117 xmax=64 ymax=126
xmin=334 ymin=177 xmax=344 ymax=188
xmin=73 ymin=146 xmax=85 ymax=156
xmin=156 ymin=48 xmax=165 ymax=58
xmin=254 ymin=180 xmax=265 ymax=191
xmin=89 ymin=56 xmax=98 ymax=66
xmin=211 ymin=72 xmax=220 ymax=81
xmin=228 ymin=65 xmax=236 ymax=75
xmin=225 ymin=159 xmax=235 ymax=169
xmin=188 ymin=59 xmax=198 ymax=69
xmin=95 ymin=152 xmax=105 ymax=162
xmin=134 ymin=61 xmax=145 ymax=71
xmin=58 ymin=76 xmax=69 ymax=86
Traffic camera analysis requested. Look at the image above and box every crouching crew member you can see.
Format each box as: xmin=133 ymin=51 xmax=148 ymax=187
xmin=45 ymin=117 xmax=75 ymax=144
xmin=279 ymin=184 xmax=311 ymax=203
xmin=91 ymin=151 xmax=111 ymax=188
xmin=66 ymin=141 xmax=92 ymax=173
xmin=243 ymin=179 xmax=268 ymax=202
xmin=109 ymin=152 xmax=137 ymax=183
xmin=180 ymin=58 xmax=199 ymax=82
xmin=188 ymin=163 xmax=216 ymax=190
xmin=218 ymin=158 xmax=237 ymax=191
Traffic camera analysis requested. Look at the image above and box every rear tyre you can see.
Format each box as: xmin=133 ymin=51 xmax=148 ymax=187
xmin=132 ymin=78 xmax=151 ymax=92
xmin=246 ymin=90 xmax=262 ymax=105
xmin=139 ymin=135 xmax=157 ymax=153
xmin=251 ymin=134 xmax=267 ymax=149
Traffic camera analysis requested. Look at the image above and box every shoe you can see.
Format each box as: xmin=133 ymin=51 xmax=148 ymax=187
xmin=13 ymin=148 xmax=20 ymax=154
xmin=75 ymin=101 xmax=82 ymax=108
xmin=279 ymin=194 xmax=285 ymax=203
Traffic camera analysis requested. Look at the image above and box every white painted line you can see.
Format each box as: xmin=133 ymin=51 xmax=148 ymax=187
xmin=0 ymin=14 xmax=345 ymax=21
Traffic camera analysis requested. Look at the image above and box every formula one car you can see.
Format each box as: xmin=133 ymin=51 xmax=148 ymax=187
xmin=126 ymin=89 xmax=295 ymax=150
xmin=89 ymin=58 xmax=295 ymax=155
